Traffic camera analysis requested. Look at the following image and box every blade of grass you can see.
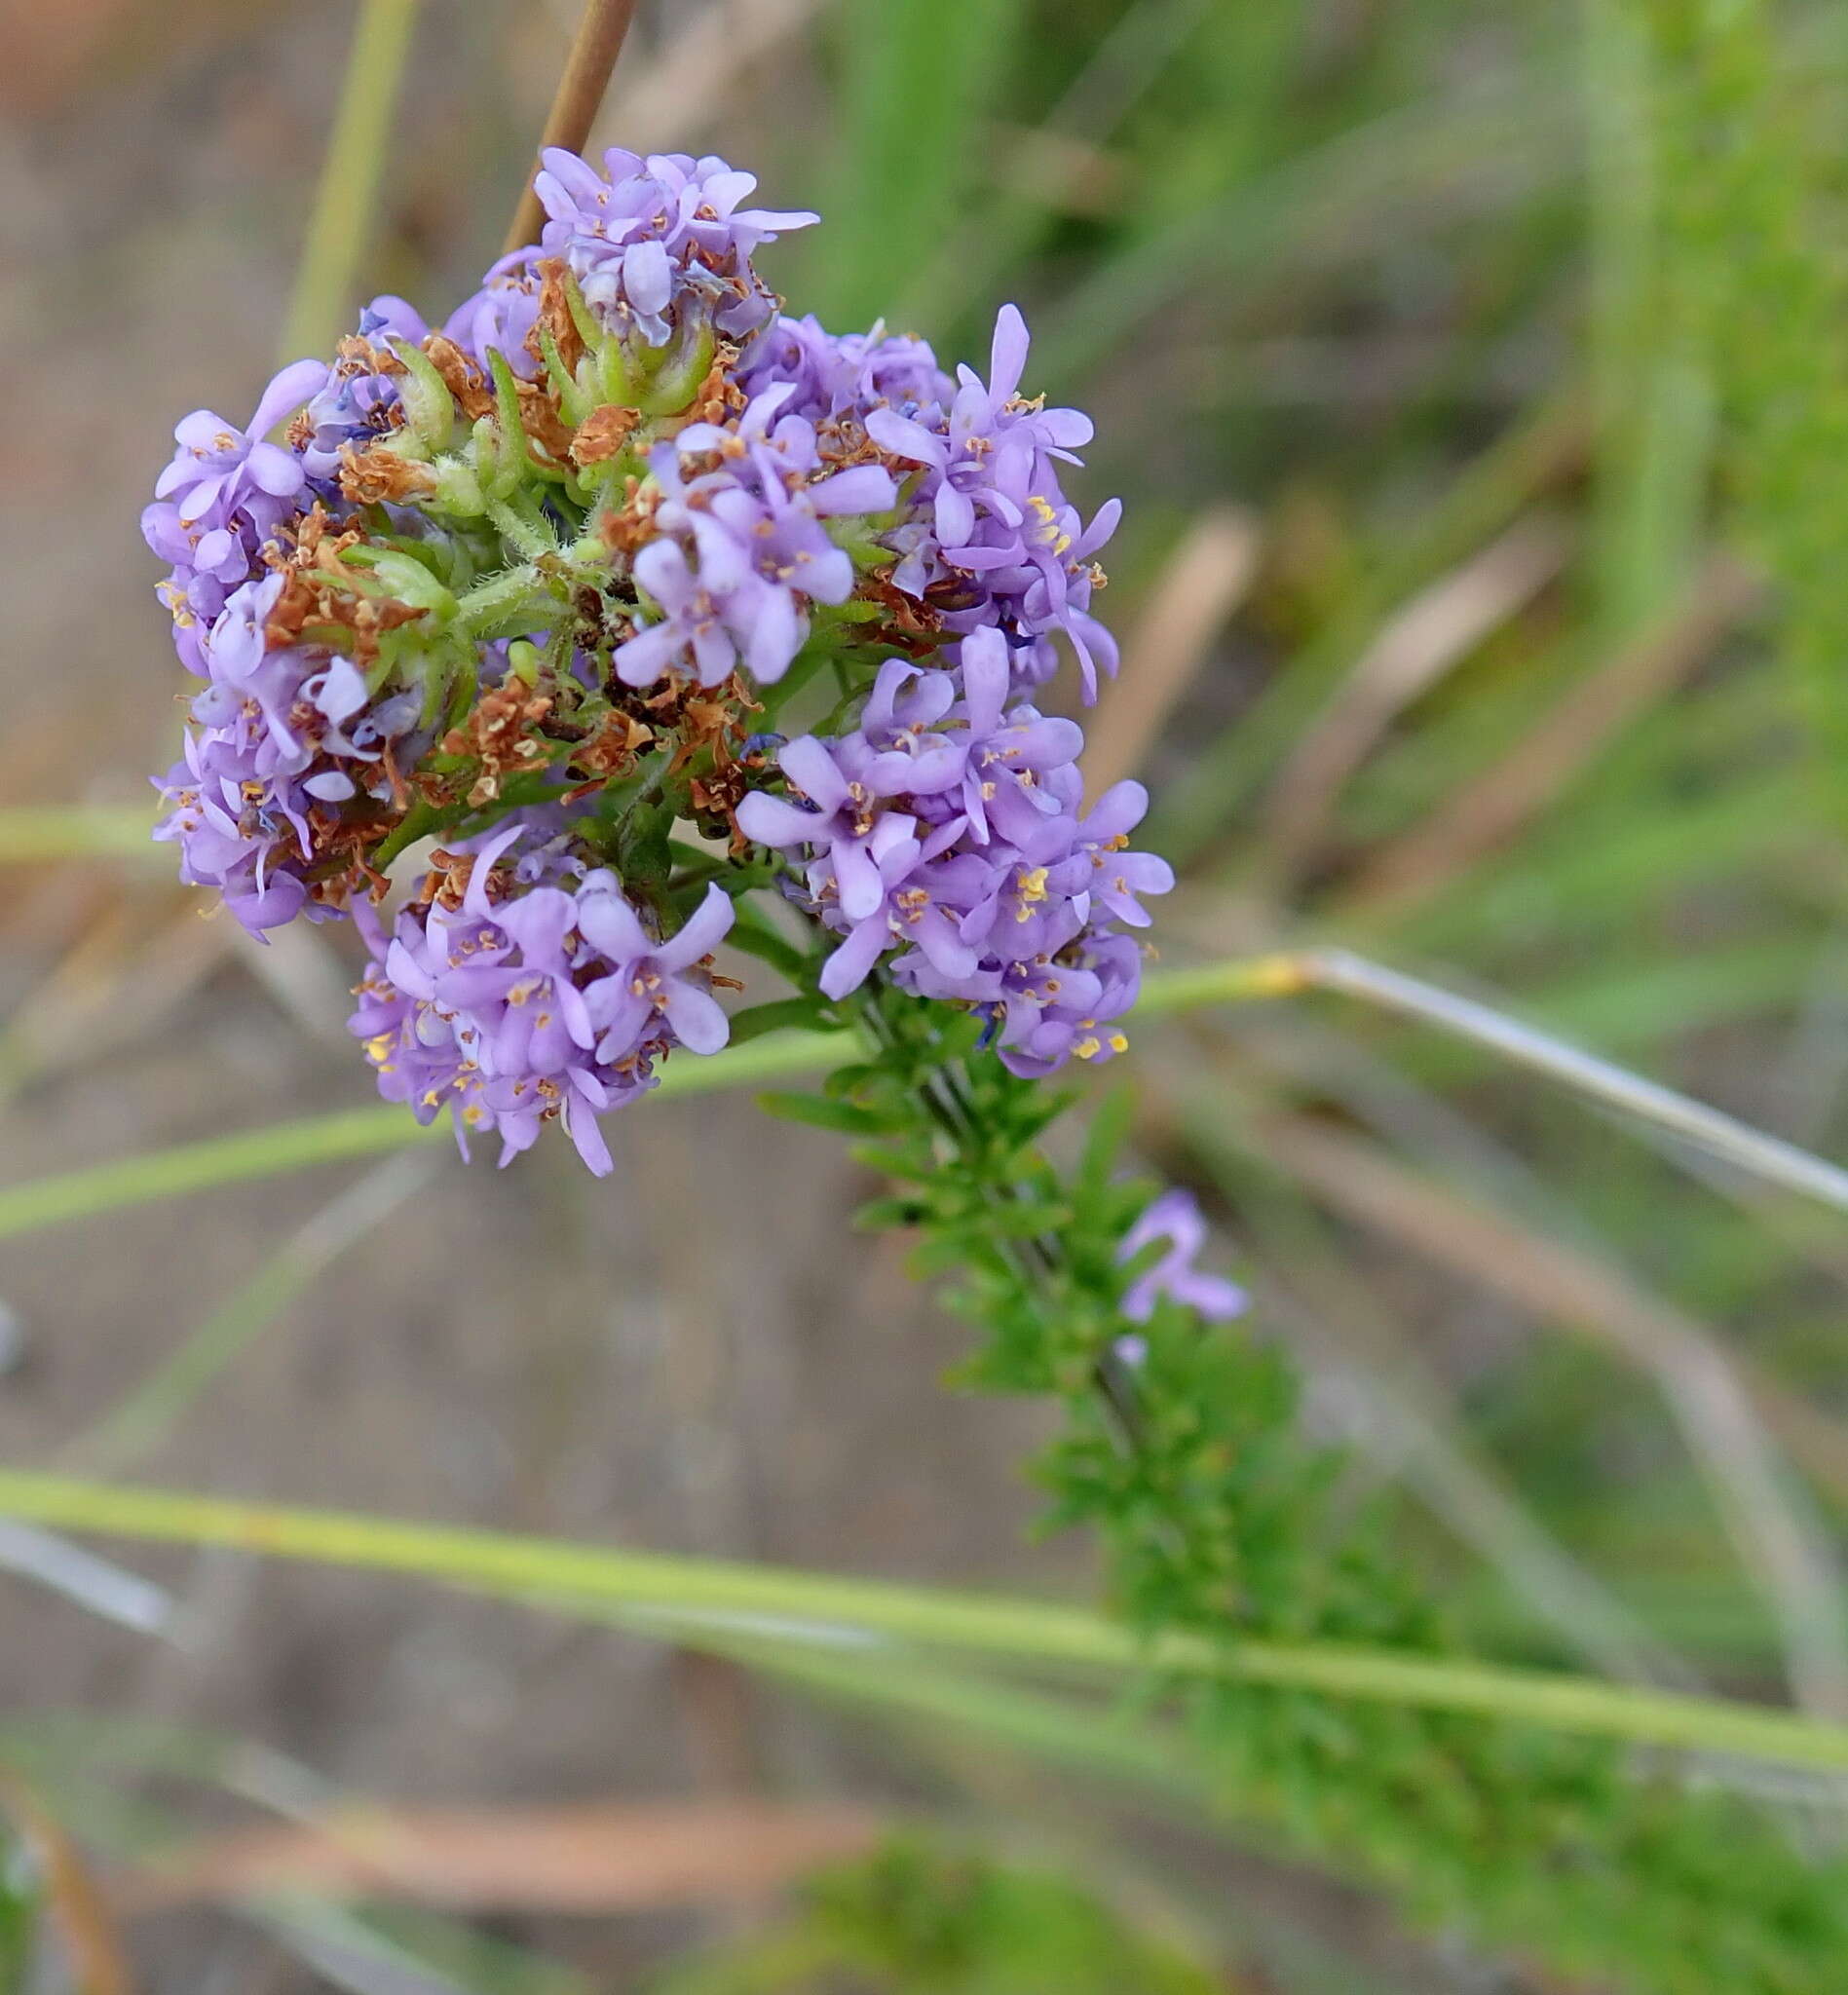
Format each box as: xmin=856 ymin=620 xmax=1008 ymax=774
xmin=0 ymin=1523 xmax=174 ymax=1638
xmin=281 ymin=0 xmax=423 ymax=363
xmin=3 ymin=941 xmax=1841 ymax=1240
xmin=0 ymin=1031 xmax=854 ymax=1244
xmin=1292 ymin=944 xmax=1848 ymax=1213
xmin=5 ymin=1470 xmax=1848 ymax=1774
xmin=1232 ymin=1106 xmax=1848 ymax=1717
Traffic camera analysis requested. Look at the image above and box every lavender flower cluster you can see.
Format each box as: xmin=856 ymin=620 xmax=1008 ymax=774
xmin=738 ymin=628 xmax=1171 ymax=1075
xmin=351 ymin=823 xmax=734 ymax=1175
xmin=141 ymin=141 xmax=1167 ymax=1173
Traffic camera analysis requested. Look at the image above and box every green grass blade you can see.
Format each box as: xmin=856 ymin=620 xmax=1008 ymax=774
xmin=281 ymin=0 xmax=424 ymax=363
xmin=0 ymin=807 xmax=160 ymax=864
xmin=4 ymin=1470 xmax=1848 ymax=1776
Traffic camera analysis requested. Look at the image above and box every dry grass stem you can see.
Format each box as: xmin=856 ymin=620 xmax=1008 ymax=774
xmin=119 ymin=1800 xmax=884 ymax=1914
xmin=504 ymin=0 xmax=640 ymax=253
xmin=1343 ymin=552 xmax=1760 ymax=913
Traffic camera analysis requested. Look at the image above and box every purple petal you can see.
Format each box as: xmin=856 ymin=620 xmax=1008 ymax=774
xmin=865 ymin=408 xmax=948 ymax=468
xmin=250 ymin=358 xmax=331 ymax=437
xmin=818 ymin=916 xmax=889 ymax=999
xmin=778 ymin=735 xmax=849 ymax=813
xmin=623 ymin=238 xmax=673 ymax=318
xmin=660 ymin=980 xmax=731 ymax=1055
xmin=656 ymin=883 xmax=735 ymax=969
xmin=988 ymin=304 xmax=1031 ymax=404
xmin=736 ymin=792 xmax=826 ymax=849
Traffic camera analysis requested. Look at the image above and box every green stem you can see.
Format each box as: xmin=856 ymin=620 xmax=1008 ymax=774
xmin=280 ymin=0 xmax=423 ymax=364
xmin=2 ymin=1469 xmax=1847 ymax=1776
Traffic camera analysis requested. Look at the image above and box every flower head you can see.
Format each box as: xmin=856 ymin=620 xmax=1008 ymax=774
xmin=141 ymin=136 xmax=1143 ymax=1173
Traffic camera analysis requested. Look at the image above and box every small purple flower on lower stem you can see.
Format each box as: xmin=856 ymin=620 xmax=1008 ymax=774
xmin=1117 ymin=1188 xmax=1247 ymax=1324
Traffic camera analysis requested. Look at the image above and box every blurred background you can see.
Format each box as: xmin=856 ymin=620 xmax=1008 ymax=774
xmin=3 ymin=0 xmax=1848 ymax=1987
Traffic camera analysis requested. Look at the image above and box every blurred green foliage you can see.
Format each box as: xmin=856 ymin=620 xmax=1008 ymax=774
xmin=657 ymin=1841 xmax=1223 ymax=1995
xmin=0 ymin=1829 xmax=32 ymax=1995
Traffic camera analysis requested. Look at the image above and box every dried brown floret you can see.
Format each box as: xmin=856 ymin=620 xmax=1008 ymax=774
xmin=598 ymin=475 xmax=663 ymax=558
xmin=570 ymin=403 xmax=644 ymax=467
xmin=530 ymin=257 xmax=586 ymax=376
xmin=441 ymin=680 xmax=556 ymax=807
xmin=422 ymin=334 xmax=495 ymax=423
xmin=337 ymin=444 xmax=437 ymax=505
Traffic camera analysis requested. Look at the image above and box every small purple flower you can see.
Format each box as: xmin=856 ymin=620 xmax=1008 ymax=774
xmin=986 ymin=928 xmax=1144 ymax=1079
xmin=298 ymin=296 xmax=433 ymax=482
xmin=615 ymin=386 xmax=897 ymax=690
xmin=142 ymin=357 xmax=326 ymax=626
xmin=1117 ymin=1189 xmax=1247 ymax=1324
xmin=740 ymin=314 xmax=954 ymax=426
xmin=576 ymin=875 xmax=735 ymax=1058
xmin=848 ymin=305 xmax=1119 ymax=697
xmin=735 ymin=635 xmax=1169 ymax=1054
xmin=443 ymin=252 xmax=544 ymax=377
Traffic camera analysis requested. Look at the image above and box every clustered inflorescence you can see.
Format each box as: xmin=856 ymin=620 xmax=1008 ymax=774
xmin=143 ymin=143 xmax=1176 ymax=1177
